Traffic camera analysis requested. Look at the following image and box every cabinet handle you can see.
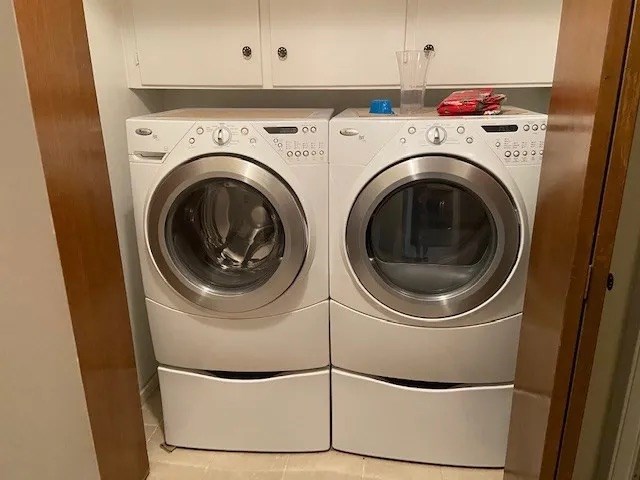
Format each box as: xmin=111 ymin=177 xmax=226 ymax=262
xmin=277 ymin=47 xmax=288 ymax=60
xmin=242 ymin=46 xmax=252 ymax=60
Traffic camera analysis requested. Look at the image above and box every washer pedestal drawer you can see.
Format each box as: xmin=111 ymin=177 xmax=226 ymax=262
xmin=159 ymin=366 xmax=330 ymax=452
xmin=331 ymin=369 xmax=512 ymax=467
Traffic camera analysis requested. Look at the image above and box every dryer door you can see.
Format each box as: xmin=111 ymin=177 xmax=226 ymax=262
xmin=346 ymin=155 xmax=520 ymax=319
xmin=147 ymin=155 xmax=307 ymax=313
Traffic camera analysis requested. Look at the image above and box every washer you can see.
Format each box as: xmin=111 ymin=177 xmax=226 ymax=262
xmin=127 ymin=108 xmax=332 ymax=452
xmin=329 ymin=107 xmax=547 ymax=466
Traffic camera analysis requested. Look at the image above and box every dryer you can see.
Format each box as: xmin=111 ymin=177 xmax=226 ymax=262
xmin=329 ymin=107 xmax=546 ymax=466
xmin=127 ymin=108 xmax=332 ymax=452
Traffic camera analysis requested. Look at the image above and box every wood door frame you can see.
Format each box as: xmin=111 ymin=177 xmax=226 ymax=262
xmin=556 ymin=4 xmax=640 ymax=477
xmin=505 ymin=0 xmax=640 ymax=478
xmin=11 ymin=1 xmax=149 ymax=479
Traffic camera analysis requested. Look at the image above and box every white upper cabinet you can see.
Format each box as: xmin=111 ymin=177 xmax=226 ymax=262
xmin=410 ymin=0 xmax=562 ymax=86
xmin=129 ymin=0 xmax=262 ymax=87
xmin=268 ymin=0 xmax=407 ymax=87
xmin=122 ymin=0 xmax=562 ymax=88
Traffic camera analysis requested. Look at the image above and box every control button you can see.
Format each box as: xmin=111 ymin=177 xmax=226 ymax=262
xmin=287 ymin=151 xmax=293 ymax=157
xmin=241 ymin=127 xmax=249 ymax=135
xmin=427 ymin=126 xmax=447 ymax=145
xmin=505 ymin=151 xmax=512 ymax=157
xmin=213 ymin=127 xmax=232 ymax=146
xmin=278 ymin=143 xmax=283 ymax=148
xmin=196 ymin=127 xmax=204 ymax=135
xmin=523 ymin=125 xmax=530 ymax=131
xmin=466 ymin=137 xmax=473 ymax=144
xmin=273 ymin=138 xmax=278 ymax=143
xmin=295 ymin=151 xmax=301 ymax=157
xmin=408 ymin=126 xmax=416 ymax=134
xmin=400 ymin=137 xmax=407 ymax=144
xmin=541 ymin=124 xmax=547 ymax=131
xmin=311 ymin=151 xmax=316 ymax=155
xmin=303 ymin=150 xmax=309 ymax=156
xmin=249 ymin=138 xmax=257 ymax=144
xmin=522 ymin=151 xmax=528 ymax=156
xmin=457 ymin=126 xmax=465 ymax=134
xmin=531 ymin=150 xmax=536 ymax=156
xmin=539 ymin=150 xmax=544 ymax=155
xmin=319 ymin=150 xmax=325 ymax=155
xmin=495 ymin=141 xmax=501 ymax=147
xmin=532 ymin=124 xmax=539 ymax=131
xmin=302 ymin=127 xmax=309 ymax=133
xmin=310 ymin=126 xmax=317 ymax=133
xmin=514 ymin=151 xmax=520 ymax=157
xmin=189 ymin=137 xmax=195 ymax=144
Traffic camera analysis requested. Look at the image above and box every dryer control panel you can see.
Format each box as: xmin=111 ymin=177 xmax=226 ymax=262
xmin=482 ymin=120 xmax=547 ymax=166
xmin=396 ymin=115 xmax=547 ymax=166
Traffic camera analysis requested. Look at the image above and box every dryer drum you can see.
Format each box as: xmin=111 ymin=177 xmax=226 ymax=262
xmin=346 ymin=155 xmax=520 ymax=319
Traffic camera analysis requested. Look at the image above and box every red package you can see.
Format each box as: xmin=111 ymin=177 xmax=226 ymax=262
xmin=437 ymin=88 xmax=506 ymax=116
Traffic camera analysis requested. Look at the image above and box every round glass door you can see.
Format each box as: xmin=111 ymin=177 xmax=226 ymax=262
xmin=346 ymin=156 xmax=520 ymax=318
xmin=148 ymin=155 xmax=307 ymax=313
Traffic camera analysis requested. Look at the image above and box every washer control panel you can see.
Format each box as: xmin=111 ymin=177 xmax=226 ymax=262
xmin=185 ymin=121 xmax=328 ymax=164
xmin=260 ymin=123 xmax=327 ymax=164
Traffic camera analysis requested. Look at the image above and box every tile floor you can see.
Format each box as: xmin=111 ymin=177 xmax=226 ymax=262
xmin=142 ymin=388 xmax=504 ymax=480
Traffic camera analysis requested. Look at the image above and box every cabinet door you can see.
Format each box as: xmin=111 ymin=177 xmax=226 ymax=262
xmin=131 ymin=0 xmax=262 ymax=87
xmin=413 ymin=0 xmax=561 ymax=86
xmin=269 ymin=0 xmax=407 ymax=88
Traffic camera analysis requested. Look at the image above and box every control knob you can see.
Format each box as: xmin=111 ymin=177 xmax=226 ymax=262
xmin=212 ymin=127 xmax=231 ymax=146
xmin=426 ymin=126 xmax=447 ymax=145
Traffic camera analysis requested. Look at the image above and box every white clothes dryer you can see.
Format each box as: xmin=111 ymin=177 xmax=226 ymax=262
xmin=127 ymin=108 xmax=332 ymax=452
xmin=329 ymin=107 xmax=546 ymax=466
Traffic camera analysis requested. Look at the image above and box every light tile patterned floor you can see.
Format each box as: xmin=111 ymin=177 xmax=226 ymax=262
xmin=142 ymin=388 xmax=504 ymax=480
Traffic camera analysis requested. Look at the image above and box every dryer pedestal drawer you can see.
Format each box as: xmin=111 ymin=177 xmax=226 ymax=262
xmin=330 ymin=301 xmax=521 ymax=384
xmin=331 ymin=369 xmax=512 ymax=467
xmin=159 ymin=366 xmax=330 ymax=452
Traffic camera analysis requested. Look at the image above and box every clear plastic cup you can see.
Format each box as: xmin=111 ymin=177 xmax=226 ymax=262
xmin=396 ymin=50 xmax=434 ymax=114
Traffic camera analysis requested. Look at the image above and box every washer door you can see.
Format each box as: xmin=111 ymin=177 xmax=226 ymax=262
xmin=147 ymin=155 xmax=307 ymax=313
xmin=346 ymin=156 xmax=520 ymax=319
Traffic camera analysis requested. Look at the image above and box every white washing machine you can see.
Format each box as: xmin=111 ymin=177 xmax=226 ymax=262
xmin=127 ymin=108 xmax=332 ymax=452
xmin=329 ymin=107 xmax=546 ymax=467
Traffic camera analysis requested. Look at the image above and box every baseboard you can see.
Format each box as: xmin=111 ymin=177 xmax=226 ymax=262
xmin=140 ymin=372 xmax=159 ymax=403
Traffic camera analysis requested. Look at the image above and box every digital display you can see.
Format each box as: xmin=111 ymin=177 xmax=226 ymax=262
xmin=482 ymin=125 xmax=519 ymax=133
xmin=264 ymin=126 xmax=299 ymax=134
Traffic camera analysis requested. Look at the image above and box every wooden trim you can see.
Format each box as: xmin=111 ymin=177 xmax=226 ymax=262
xmin=556 ymin=4 xmax=640 ymax=477
xmin=504 ymin=0 xmax=637 ymax=478
xmin=12 ymin=1 xmax=149 ymax=479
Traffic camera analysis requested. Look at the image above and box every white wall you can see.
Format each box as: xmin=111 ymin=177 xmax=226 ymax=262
xmin=161 ymin=87 xmax=551 ymax=113
xmin=0 ymin=4 xmax=100 ymax=479
xmin=83 ymin=0 xmax=164 ymax=389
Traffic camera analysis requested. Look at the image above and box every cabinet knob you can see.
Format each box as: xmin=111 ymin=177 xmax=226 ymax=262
xmin=242 ymin=46 xmax=252 ymax=60
xmin=277 ymin=47 xmax=288 ymax=60
xmin=424 ymin=44 xmax=435 ymax=57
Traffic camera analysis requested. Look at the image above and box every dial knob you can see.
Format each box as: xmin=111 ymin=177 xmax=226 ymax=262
xmin=427 ymin=126 xmax=447 ymax=145
xmin=212 ymin=127 xmax=231 ymax=146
